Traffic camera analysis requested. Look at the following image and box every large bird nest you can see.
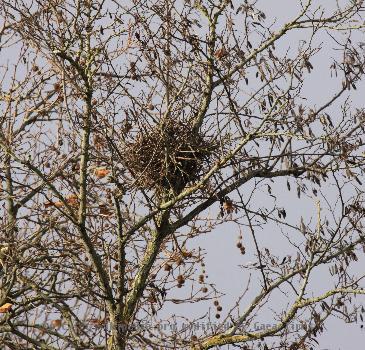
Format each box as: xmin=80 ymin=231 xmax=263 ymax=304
xmin=124 ymin=119 xmax=214 ymax=194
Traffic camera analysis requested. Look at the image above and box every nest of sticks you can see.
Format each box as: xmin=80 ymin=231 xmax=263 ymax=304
xmin=124 ymin=119 xmax=214 ymax=193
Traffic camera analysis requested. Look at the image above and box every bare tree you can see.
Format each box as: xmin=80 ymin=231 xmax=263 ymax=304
xmin=1 ymin=0 xmax=365 ymax=349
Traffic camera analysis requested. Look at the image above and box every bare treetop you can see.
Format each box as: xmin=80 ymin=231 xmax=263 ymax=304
xmin=0 ymin=0 xmax=365 ymax=349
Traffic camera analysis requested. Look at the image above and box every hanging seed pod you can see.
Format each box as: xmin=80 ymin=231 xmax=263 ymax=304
xmin=177 ymin=275 xmax=185 ymax=284
xmin=214 ymin=47 xmax=228 ymax=60
xmin=164 ymin=263 xmax=172 ymax=271
xmin=53 ymin=82 xmax=61 ymax=92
